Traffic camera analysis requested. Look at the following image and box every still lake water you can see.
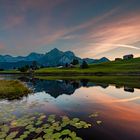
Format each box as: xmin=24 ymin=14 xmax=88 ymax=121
xmin=0 ymin=74 xmax=140 ymax=140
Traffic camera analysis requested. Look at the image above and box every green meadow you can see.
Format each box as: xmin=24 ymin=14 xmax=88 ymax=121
xmin=35 ymin=57 xmax=140 ymax=75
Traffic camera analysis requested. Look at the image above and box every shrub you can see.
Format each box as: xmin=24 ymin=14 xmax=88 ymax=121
xmin=71 ymin=59 xmax=79 ymax=65
xmin=80 ymin=61 xmax=88 ymax=69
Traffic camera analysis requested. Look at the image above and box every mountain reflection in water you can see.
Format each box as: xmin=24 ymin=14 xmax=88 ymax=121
xmin=18 ymin=77 xmax=135 ymax=98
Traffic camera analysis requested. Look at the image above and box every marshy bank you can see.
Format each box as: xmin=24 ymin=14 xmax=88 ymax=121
xmin=0 ymin=80 xmax=31 ymax=100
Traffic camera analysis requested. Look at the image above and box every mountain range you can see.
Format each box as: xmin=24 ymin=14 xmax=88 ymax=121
xmin=0 ymin=48 xmax=109 ymax=69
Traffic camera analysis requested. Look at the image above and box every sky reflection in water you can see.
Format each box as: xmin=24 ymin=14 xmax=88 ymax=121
xmin=0 ymin=76 xmax=140 ymax=140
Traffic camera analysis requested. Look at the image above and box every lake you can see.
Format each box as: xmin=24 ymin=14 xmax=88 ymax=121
xmin=0 ymin=74 xmax=140 ymax=140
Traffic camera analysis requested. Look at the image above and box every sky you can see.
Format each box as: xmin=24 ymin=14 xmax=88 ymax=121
xmin=0 ymin=0 xmax=140 ymax=59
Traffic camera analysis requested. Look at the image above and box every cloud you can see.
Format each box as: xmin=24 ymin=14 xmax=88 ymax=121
xmin=35 ymin=30 xmax=67 ymax=45
xmin=87 ymin=43 xmax=140 ymax=54
xmin=76 ymin=11 xmax=140 ymax=58
xmin=1 ymin=0 xmax=65 ymax=31
xmin=2 ymin=15 xmax=25 ymax=30
xmin=11 ymin=6 xmax=140 ymax=59
xmin=0 ymin=0 xmax=140 ymax=58
xmin=113 ymin=44 xmax=140 ymax=50
xmin=30 ymin=7 xmax=120 ymax=47
xmin=0 ymin=42 xmax=5 ymax=48
xmin=0 ymin=42 xmax=7 ymax=53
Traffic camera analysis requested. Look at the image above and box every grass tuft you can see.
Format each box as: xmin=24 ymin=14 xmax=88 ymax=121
xmin=0 ymin=80 xmax=31 ymax=100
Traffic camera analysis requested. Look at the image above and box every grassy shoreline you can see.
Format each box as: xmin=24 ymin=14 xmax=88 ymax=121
xmin=35 ymin=75 xmax=140 ymax=89
xmin=0 ymin=72 xmax=140 ymax=76
xmin=0 ymin=80 xmax=31 ymax=100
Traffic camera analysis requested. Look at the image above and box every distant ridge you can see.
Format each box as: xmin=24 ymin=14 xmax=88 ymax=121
xmin=0 ymin=48 xmax=109 ymax=69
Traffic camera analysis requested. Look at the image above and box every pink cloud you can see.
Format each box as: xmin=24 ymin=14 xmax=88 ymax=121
xmin=1 ymin=2 xmax=121 ymax=56
xmin=19 ymin=0 xmax=65 ymax=13
xmin=2 ymin=2 xmax=139 ymax=59
xmin=1 ymin=0 xmax=65 ymax=31
xmin=0 ymin=42 xmax=5 ymax=49
xmin=74 ymin=12 xmax=140 ymax=58
xmin=30 ymin=7 xmax=120 ymax=47
xmin=3 ymin=15 xmax=25 ymax=30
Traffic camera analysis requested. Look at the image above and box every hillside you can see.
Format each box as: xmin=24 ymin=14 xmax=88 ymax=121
xmin=35 ymin=57 xmax=140 ymax=75
xmin=88 ymin=57 xmax=140 ymax=73
xmin=1 ymin=57 xmax=140 ymax=75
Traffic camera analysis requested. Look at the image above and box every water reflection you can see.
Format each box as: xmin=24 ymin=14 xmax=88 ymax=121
xmin=124 ymin=86 xmax=134 ymax=93
xmin=18 ymin=77 xmax=110 ymax=98
xmin=0 ymin=75 xmax=140 ymax=140
xmin=18 ymin=77 xmax=137 ymax=99
xmin=0 ymin=75 xmax=138 ymax=101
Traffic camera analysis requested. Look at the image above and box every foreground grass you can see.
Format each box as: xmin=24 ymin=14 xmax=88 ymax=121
xmin=0 ymin=80 xmax=31 ymax=100
xmin=35 ymin=57 xmax=140 ymax=75
xmin=36 ymin=75 xmax=140 ymax=89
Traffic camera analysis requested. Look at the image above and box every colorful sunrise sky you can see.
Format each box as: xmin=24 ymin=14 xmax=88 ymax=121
xmin=0 ymin=0 xmax=140 ymax=59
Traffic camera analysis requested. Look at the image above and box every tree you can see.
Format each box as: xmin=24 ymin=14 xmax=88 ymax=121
xmin=65 ymin=63 xmax=68 ymax=68
xmin=18 ymin=65 xmax=29 ymax=72
xmin=31 ymin=61 xmax=38 ymax=70
xmin=71 ymin=59 xmax=79 ymax=65
xmin=40 ymin=65 xmax=45 ymax=68
xmin=81 ymin=60 xmax=88 ymax=69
